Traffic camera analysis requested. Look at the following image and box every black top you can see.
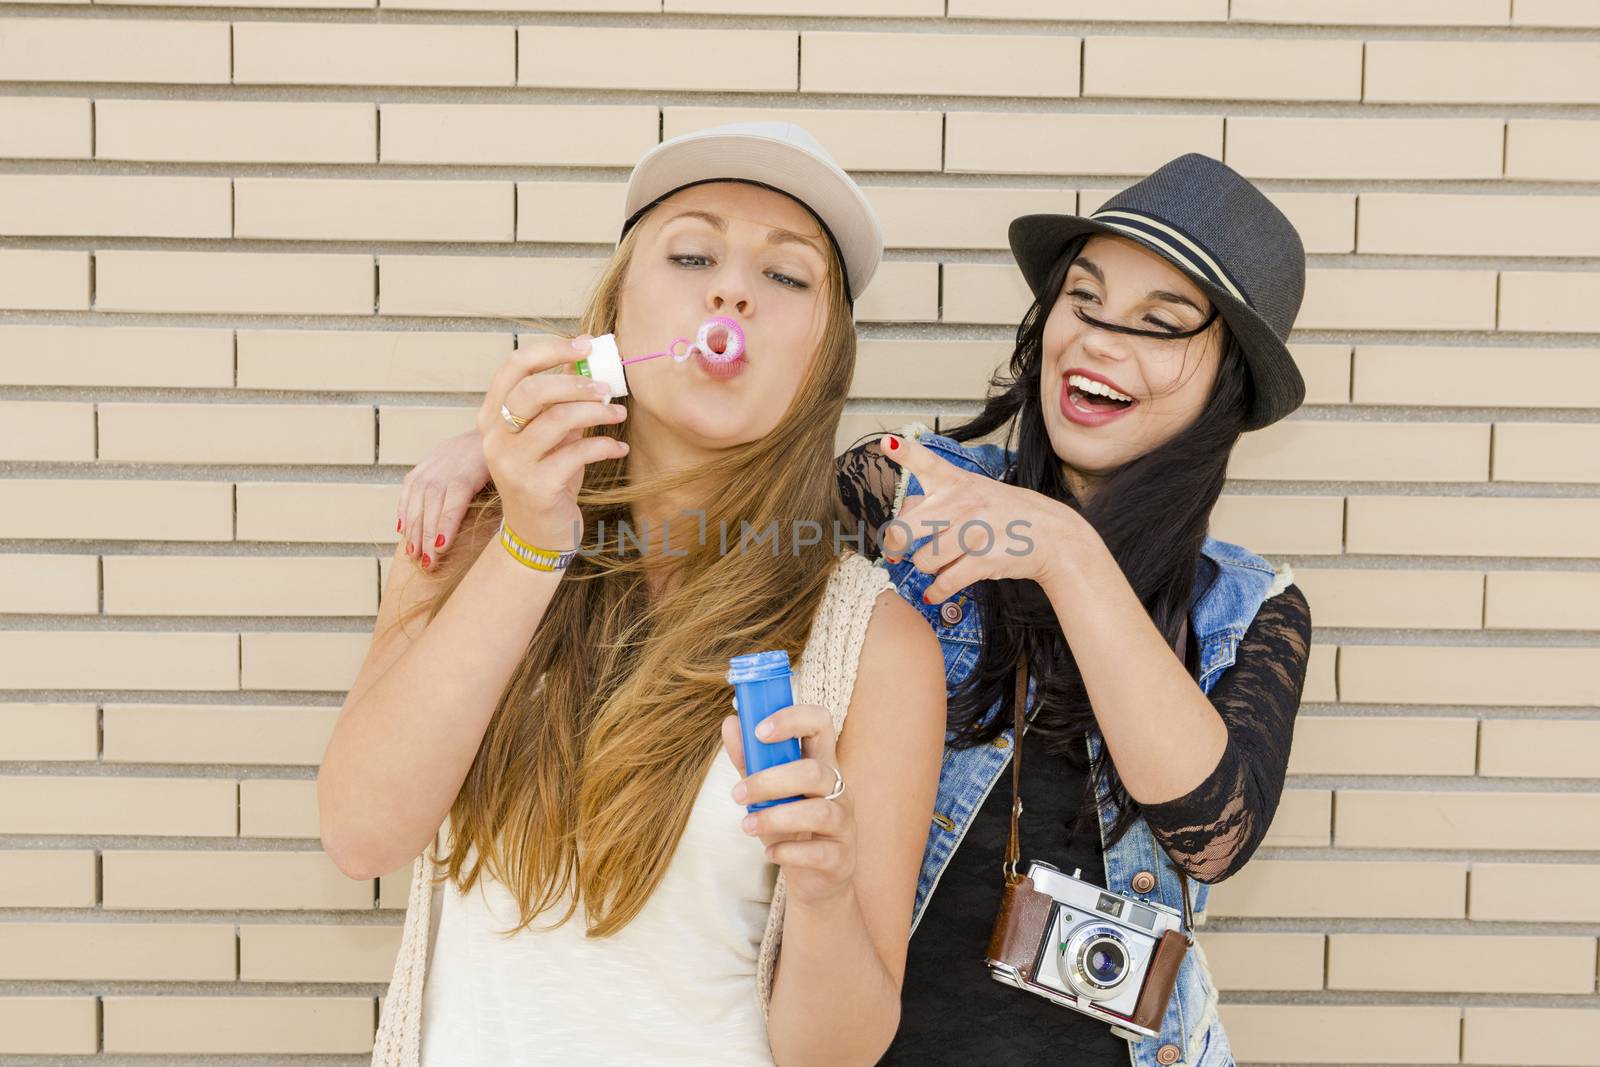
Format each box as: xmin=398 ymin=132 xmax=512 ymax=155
xmin=833 ymin=439 xmax=1315 ymax=1061
xmin=879 ymin=720 xmax=1126 ymax=1064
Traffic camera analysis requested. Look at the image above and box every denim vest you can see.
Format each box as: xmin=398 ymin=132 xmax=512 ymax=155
xmin=880 ymin=428 xmax=1284 ymax=1067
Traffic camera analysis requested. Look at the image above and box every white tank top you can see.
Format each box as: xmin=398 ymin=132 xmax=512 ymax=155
xmin=417 ymin=750 xmax=776 ymax=1064
xmin=370 ymin=550 xmax=893 ymax=1066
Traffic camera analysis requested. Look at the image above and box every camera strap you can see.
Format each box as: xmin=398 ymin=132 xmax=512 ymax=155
xmin=1002 ymin=617 xmax=1197 ymax=940
xmin=1001 ymin=651 xmax=1028 ymax=887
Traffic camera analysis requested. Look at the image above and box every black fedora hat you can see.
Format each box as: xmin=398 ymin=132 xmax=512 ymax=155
xmin=1008 ymin=153 xmax=1306 ymax=432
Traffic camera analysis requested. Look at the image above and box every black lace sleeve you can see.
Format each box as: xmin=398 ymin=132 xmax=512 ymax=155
xmin=834 ymin=438 xmax=901 ymax=561
xmin=1141 ymin=582 xmax=1312 ymax=885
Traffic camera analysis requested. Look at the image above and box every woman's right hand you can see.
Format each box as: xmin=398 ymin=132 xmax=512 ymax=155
xmin=475 ymin=335 xmax=629 ymax=556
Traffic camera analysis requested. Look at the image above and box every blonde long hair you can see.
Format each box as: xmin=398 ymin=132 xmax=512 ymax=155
xmin=388 ymin=197 xmax=858 ymax=937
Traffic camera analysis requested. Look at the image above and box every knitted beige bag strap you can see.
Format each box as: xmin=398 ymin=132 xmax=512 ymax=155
xmin=753 ymin=550 xmax=895 ymax=1019
xmin=371 ymin=845 xmax=437 ymax=1066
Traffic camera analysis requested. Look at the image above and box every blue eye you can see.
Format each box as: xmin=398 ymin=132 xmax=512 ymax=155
xmin=671 ymin=254 xmax=807 ymax=291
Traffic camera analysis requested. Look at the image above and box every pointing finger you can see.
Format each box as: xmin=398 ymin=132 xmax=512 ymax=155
xmin=878 ymin=433 xmax=963 ymax=495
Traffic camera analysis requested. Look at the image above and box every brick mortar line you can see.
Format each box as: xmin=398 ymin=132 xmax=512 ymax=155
xmin=3 ymin=6 xmax=1600 ymax=40
xmin=1249 ymin=845 xmax=1600 ymax=861
xmin=0 ymin=836 xmax=335 ymax=849
xmin=15 ymin=547 xmax=1600 ymax=563
xmin=15 ymin=466 xmax=1600 ymax=498
xmin=5 ymin=761 xmax=1600 ymax=791
xmin=5 ymin=912 xmax=1599 ymax=937
xmin=11 ymin=242 xmax=1600 ymax=274
xmin=12 ymin=165 xmax=1600 ymax=199
xmin=3 ymin=324 xmax=1598 ymax=357
xmin=0 ymin=981 xmax=389 ymax=997
xmin=20 ymin=392 xmax=1600 ymax=426
xmin=1282 ymin=558 xmax=1600 ymax=573
xmin=6 ymin=697 xmax=1600 ymax=717
xmin=1205 ymin=919 xmax=1600 ymax=937
xmin=2 ymin=764 xmax=322 ymax=778
xmin=4 ymin=838 xmax=1594 ymax=864
xmin=9 ymin=82 xmax=1600 ymax=119
xmin=1292 ymin=774 xmax=1600 ymax=791
xmin=21 ymin=398 xmax=1600 ymax=431
xmin=20 ymin=385 xmax=1600 ymax=412
xmin=4 ymin=299 xmax=1600 ymax=332
xmin=0 ymin=547 xmax=1600 ymax=572
xmin=1320 ymin=626 xmax=1600 ymax=642
xmin=6 ymin=255 xmax=1600 ymax=295
xmin=0 ymin=910 xmax=1591 ymax=933
xmin=1297 ymin=704 xmax=1600 ymax=719
xmin=1214 ymin=991 xmax=1600 ymax=1007
xmin=2 ymin=314 xmax=1596 ymax=349
xmin=0 ymin=983 xmax=1592 ymax=1007
xmin=6 ymin=615 xmax=1600 ymax=644
xmin=0 ymin=912 xmax=402 ymax=925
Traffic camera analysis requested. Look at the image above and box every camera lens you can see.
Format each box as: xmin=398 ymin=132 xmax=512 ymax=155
xmin=1061 ymin=925 xmax=1132 ymax=999
xmin=1087 ymin=939 xmax=1126 ymax=985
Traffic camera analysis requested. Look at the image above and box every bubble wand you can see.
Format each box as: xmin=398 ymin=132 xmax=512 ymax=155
xmin=573 ymin=316 xmax=746 ymax=398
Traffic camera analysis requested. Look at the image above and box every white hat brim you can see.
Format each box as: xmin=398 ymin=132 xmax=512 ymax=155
xmin=623 ymin=126 xmax=883 ymax=303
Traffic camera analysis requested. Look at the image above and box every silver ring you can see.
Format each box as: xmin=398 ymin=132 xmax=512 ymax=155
xmin=499 ymin=403 xmax=530 ymax=433
xmin=822 ymin=765 xmax=845 ymax=802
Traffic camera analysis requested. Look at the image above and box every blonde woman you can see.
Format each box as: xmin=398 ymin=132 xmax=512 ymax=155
xmin=316 ymin=123 xmax=946 ymax=1065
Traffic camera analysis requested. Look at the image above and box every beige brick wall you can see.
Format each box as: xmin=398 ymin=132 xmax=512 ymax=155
xmin=1 ymin=1 xmax=1597 ymax=1061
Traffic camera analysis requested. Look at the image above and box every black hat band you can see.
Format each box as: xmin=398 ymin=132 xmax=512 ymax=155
xmin=1088 ymin=208 xmax=1251 ymax=308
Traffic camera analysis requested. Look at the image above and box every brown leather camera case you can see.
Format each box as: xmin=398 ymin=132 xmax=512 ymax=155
xmin=1128 ymin=929 xmax=1187 ymax=1031
xmin=984 ymin=875 xmax=1054 ymax=978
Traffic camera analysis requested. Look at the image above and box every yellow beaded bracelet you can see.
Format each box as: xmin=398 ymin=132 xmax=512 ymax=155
xmin=499 ymin=519 xmax=577 ymax=573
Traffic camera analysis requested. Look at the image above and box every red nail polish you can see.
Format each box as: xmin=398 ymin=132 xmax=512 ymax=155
xmin=397 ymin=518 xmax=403 ymax=532
xmin=886 ymin=436 xmax=900 ymax=452
xmin=422 ymin=553 xmax=431 ymax=567
xmin=922 ymin=590 xmax=934 ymax=604
xmin=435 ymin=534 xmax=445 ymax=548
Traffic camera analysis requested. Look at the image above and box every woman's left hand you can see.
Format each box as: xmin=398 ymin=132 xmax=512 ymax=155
xmin=721 ymin=703 xmax=856 ymax=907
xmin=876 ymin=432 xmax=1084 ymax=603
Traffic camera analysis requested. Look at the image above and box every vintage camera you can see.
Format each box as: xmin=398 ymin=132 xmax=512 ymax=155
xmin=985 ymin=861 xmax=1190 ymax=1041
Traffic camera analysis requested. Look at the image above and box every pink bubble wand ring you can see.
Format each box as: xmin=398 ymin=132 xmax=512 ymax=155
xmin=571 ymin=317 xmax=747 ymax=399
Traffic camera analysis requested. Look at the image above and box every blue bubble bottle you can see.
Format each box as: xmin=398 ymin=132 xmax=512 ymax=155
xmin=727 ymin=650 xmax=804 ymax=813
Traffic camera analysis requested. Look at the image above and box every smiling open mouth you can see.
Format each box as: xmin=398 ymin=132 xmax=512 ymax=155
xmin=1067 ymin=374 xmax=1136 ymax=412
xmin=1061 ymin=372 xmax=1138 ymax=426
xmin=1067 ymin=386 xmax=1134 ymax=413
